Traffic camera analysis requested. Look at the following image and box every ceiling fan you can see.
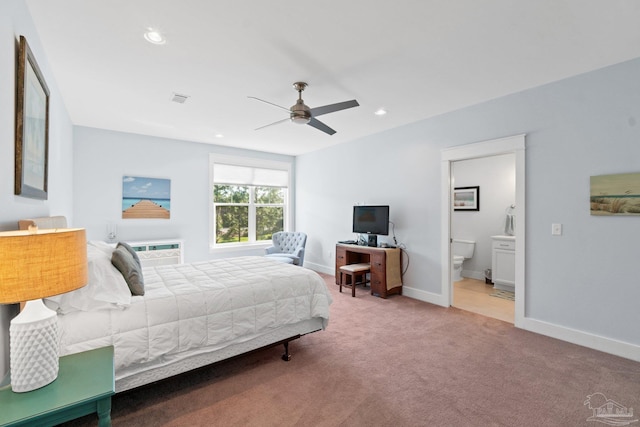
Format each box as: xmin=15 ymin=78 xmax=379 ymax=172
xmin=249 ymin=82 xmax=359 ymax=135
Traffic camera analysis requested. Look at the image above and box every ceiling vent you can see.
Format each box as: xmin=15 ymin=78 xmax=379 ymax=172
xmin=172 ymin=93 xmax=189 ymax=104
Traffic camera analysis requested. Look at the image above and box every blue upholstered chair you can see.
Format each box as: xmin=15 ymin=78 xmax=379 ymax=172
xmin=265 ymin=231 xmax=307 ymax=266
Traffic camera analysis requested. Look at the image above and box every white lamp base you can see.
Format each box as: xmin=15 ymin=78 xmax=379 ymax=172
xmin=9 ymin=299 xmax=59 ymax=393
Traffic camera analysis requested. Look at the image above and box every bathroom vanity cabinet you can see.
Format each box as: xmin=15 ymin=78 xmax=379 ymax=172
xmin=491 ymin=235 xmax=515 ymax=291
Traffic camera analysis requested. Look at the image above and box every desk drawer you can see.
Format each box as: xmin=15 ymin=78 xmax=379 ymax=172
xmin=335 ymin=246 xmax=346 ymax=285
xmin=370 ymin=255 xmax=385 ymax=275
xmin=335 ymin=246 xmax=347 ymax=268
xmin=369 ymin=253 xmax=386 ymax=294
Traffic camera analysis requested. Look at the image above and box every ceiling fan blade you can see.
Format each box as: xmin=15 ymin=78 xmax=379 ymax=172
xmin=307 ymin=118 xmax=336 ymax=135
xmin=255 ymin=117 xmax=290 ymax=131
xmin=248 ymin=96 xmax=290 ymax=112
xmin=309 ymin=100 xmax=359 ymax=117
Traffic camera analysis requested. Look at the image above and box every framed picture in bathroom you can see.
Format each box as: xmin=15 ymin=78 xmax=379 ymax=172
xmin=454 ymin=186 xmax=480 ymax=211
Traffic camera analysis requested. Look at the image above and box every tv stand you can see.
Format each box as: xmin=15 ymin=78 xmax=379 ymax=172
xmin=335 ymin=244 xmax=402 ymax=298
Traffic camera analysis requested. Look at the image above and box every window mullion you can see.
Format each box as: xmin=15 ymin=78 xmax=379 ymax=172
xmin=248 ymin=186 xmax=256 ymax=243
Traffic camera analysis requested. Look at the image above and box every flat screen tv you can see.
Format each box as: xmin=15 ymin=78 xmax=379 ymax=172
xmin=352 ymin=205 xmax=389 ymax=235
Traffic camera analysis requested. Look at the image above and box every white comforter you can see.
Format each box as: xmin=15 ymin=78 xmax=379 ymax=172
xmin=57 ymin=257 xmax=332 ymax=376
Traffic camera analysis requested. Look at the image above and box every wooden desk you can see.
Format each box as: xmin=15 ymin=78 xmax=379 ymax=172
xmin=336 ymin=244 xmax=402 ymax=298
xmin=0 ymin=346 xmax=115 ymax=427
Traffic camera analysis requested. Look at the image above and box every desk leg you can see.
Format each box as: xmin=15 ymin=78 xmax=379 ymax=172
xmin=97 ymin=397 xmax=112 ymax=427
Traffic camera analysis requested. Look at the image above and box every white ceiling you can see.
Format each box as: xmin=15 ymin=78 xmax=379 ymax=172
xmin=25 ymin=0 xmax=640 ymax=156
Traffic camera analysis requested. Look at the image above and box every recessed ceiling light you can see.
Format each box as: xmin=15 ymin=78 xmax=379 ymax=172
xmin=144 ymin=29 xmax=166 ymax=45
xmin=374 ymin=108 xmax=387 ymax=116
xmin=171 ymin=93 xmax=189 ymax=103
xmin=215 ymin=133 xmax=224 ymax=138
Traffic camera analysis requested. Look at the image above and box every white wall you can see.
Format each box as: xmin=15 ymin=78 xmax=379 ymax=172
xmin=0 ymin=0 xmax=75 ymax=377
xmin=297 ymin=57 xmax=640 ymax=356
xmin=452 ymin=154 xmax=516 ymax=279
xmin=72 ymin=126 xmax=295 ymax=263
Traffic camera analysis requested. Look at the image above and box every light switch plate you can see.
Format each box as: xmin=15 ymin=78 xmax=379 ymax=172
xmin=552 ymin=223 xmax=562 ymax=235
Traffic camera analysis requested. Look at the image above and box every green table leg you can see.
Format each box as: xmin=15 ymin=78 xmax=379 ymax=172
xmin=97 ymin=397 xmax=112 ymax=427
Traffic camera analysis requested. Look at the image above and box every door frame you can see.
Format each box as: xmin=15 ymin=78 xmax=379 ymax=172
xmin=440 ymin=134 xmax=526 ymax=327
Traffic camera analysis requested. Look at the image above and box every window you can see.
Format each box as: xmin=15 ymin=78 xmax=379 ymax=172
xmin=210 ymin=155 xmax=291 ymax=248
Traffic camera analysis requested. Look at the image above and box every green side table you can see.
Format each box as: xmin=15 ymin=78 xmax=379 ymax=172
xmin=0 ymin=346 xmax=115 ymax=427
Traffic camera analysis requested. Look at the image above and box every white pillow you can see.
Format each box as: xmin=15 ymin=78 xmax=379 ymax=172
xmin=45 ymin=241 xmax=132 ymax=314
xmin=87 ymin=240 xmax=115 ymax=256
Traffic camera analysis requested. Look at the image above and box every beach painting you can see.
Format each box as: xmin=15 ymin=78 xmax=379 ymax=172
xmin=122 ymin=176 xmax=171 ymax=219
xmin=453 ymin=186 xmax=480 ymax=211
xmin=590 ymin=172 xmax=640 ymax=216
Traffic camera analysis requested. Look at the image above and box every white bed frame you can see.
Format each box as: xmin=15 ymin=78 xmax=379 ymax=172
xmin=19 ymin=217 xmax=324 ymax=392
xmin=116 ymin=319 xmax=323 ymax=392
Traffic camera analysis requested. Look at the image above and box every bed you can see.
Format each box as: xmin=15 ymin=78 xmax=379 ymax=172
xmin=19 ymin=217 xmax=332 ymax=392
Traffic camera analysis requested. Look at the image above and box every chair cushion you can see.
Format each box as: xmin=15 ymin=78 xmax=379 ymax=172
xmin=266 ymin=255 xmax=295 ymax=264
xmin=339 ymin=263 xmax=371 ymax=273
xmin=265 ymin=253 xmax=299 ymax=264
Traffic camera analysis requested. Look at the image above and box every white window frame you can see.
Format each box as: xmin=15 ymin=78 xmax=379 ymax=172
xmin=209 ymin=154 xmax=292 ymax=251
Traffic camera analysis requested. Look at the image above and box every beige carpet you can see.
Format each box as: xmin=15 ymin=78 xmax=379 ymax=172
xmin=60 ymin=273 xmax=640 ymax=426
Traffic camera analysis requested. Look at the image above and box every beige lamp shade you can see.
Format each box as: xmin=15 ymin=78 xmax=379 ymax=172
xmin=0 ymin=228 xmax=88 ymax=304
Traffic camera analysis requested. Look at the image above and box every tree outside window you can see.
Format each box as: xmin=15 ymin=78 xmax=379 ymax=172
xmin=214 ymin=185 xmax=285 ymax=244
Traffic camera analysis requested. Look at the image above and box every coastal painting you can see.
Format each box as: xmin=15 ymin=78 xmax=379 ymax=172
xmin=453 ymin=186 xmax=480 ymax=211
xmin=122 ymin=176 xmax=171 ymax=219
xmin=590 ymin=172 xmax=640 ymax=216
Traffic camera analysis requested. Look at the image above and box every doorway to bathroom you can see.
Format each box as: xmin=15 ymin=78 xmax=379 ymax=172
xmin=440 ymin=135 xmax=525 ymax=327
xmin=451 ymin=153 xmax=515 ymax=323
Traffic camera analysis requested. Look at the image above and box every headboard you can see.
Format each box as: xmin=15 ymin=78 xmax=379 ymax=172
xmin=18 ymin=216 xmax=68 ymax=230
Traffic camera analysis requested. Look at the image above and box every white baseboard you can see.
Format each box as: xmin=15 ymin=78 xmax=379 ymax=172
xmin=400 ymin=286 xmax=449 ymax=307
xmin=462 ymin=269 xmax=485 ymax=281
xmin=306 ymin=264 xmax=639 ymax=362
xmin=404 ymin=288 xmax=639 ymax=361
xmin=521 ymin=317 xmax=640 ymax=362
xmin=304 ymin=261 xmax=334 ymax=276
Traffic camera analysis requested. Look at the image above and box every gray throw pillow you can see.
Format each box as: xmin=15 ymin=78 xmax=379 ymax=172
xmin=117 ymin=241 xmax=141 ymax=266
xmin=111 ymin=244 xmax=145 ymax=296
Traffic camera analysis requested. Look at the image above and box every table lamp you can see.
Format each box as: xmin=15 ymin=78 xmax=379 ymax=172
xmin=0 ymin=227 xmax=87 ymax=392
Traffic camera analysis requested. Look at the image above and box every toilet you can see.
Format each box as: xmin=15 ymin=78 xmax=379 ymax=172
xmin=452 ymin=239 xmax=475 ymax=282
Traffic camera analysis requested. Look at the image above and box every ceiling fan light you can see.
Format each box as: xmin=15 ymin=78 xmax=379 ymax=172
xmin=290 ymin=100 xmax=311 ymax=124
xmin=291 ymin=116 xmax=310 ymax=124
xmin=144 ymin=29 xmax=166 ymax=45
